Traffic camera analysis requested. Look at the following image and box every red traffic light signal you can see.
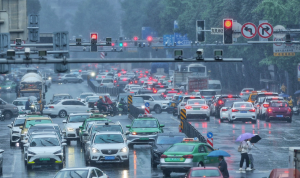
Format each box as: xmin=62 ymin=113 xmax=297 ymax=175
xmin=112 ymin=43 xmax=115 ymax=47
xmin=123 ymin=42 xmax=128 ymax=47
xmin=224 ymin=20 xmax=232 ymax=28
xmin=133 ymin=36 xmax=138 ymax=41
xmin=147 ymin=36 xmax=153 ymax=42
xmin=90 ymin=33 xmax=98 ymax=40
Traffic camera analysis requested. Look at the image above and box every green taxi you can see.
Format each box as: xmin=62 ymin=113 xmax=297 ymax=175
xmin=126 ymin=114 xmax=164 ymax=146
xmin=0 ymin=80 xmax=17 ymax=93
xmin=160 ymin=138 xmax=218 ymax=177
xmin=78 ymin=114 xmax=110 ymax=144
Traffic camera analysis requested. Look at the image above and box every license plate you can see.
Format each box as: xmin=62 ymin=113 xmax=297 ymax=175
xmin=170 ymin=158 xmax=181 ymax=161
xmin=105 ymin=156 xmax=115 ymax=160
xmin=40 ymin=158 xmax=50 ymax=161
xmin=193 ymin=108 xmax=200 ymax=110
xmin=45 ymin=107 xmax=48 ymax=109
xmin=276 ymin=115 xmax=283 ymax=117
xmin=139 ymin=137 xmax=149 ymax=140
xmin=240 ymin=111 xmax=247 ymax=113
xmin=166 ymin=158 xmax=184 ymax=162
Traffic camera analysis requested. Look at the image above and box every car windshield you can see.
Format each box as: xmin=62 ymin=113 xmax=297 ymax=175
xmin=131 ymin=87 xmax=141 ymax=90
xmin=152 ymin=95 xmax=165 ymax=100
xmin=133 ymin=97 xmax=144 ymax=104
xmin=53 ymin=95 xmax=72 ymax=101
xmin=270 ymin=102 xmax=288 ymax=107
xmin=167 ymin=145 xmax=194 ymax=152
xmin=13 ymin=100 xmax=26 ymax=106
xmin=87 ymin=97 xmax=99 ymax=102
xmin=191 ymin=170 xmax=221 ymax=177
xmin=14 ymin=119 xmax=26 ymax=126
xmin=188 ymin=100 xmax=205 ymax=105
xmin=92 ymin=125 xmax=122 ymax=133
xmin=25 ymin=120 xmax=52 ymax=128
xmin=69 ymin=115 xmax=90 ymax=122
xmin=54 ymin=170 xmax=89 ymax=178
xmin=132 ymin=120 xmax=158 ymax=128
xmin=30 ymin=137 xmax=59 ymax=147
xmin=79 ymin=94 xmax=93 ymax=99
xmin=94 ymin=134 xmax=124 ymax=144
xmin=208 ymin=84 xmax=221 ymax=89
xmin=201 ymin=91 xmax=216 ymax=95
xmin=234 ymin=103 xmax=252 ymax=108
xmin=156 ymin=136 xmax=185 ymax=145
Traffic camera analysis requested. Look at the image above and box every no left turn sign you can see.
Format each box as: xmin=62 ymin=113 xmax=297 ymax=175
xmin=241 ymin=22 xmax=257 ymax=39
xmin=258 ymin=23 xmax=273 ymax=38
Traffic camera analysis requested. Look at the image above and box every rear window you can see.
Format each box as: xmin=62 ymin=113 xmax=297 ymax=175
xmin=102 ymin=80 xmax=113 ymax=83
xmin=167 ymin=145 xmax=194 ymax=152
xmin=270 ymin=102 xmax=288 ymax=107
xmin=26 ymin=119 xmax=52 ymax=128
xmin=266 ymin=98 xmax=283 ymax=103
xmin=208 ymin=84 xmax=221 ymax=89
xmin=191 ymin=169 xmax=221 ymax=177
xmin=256 ymin=94 xmax=278 ymax=100
xmin=188 ymin=100 xmax=205 ymax=105
xmin=183 ymin=97 xmax=201 ymax=102
xmin=234 ymin=103 xmax=253 ymax=108
xmin=200 ymin=91 xmax=216 ymax=95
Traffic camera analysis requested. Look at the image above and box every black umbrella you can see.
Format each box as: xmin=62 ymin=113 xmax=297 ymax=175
xmin=250 ymin=134 xmax=261 ymax=143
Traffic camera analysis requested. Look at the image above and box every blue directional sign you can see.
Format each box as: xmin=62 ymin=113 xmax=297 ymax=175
xmin=145 ymin=102 xmax=150 ymax=107
xmin=207 ymin=132 xmax=213 ymax=138
xmin=174 ymin=33 xmax=190 ymax=46
xmin=163 ymin=35 xmax=174 ymax=46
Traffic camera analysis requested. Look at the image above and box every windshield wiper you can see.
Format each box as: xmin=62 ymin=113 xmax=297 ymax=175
xmin=98 ymin=138 xmax=109 ymax=143
xmin=40 ymin=140 xmax=46 ymax=146
xmin=68 ymin=171 xmax=75 ymax=178
xmin=73 ymin=171 xmax=83 ymax=178
xmin=106 ymin=139 xmax=122 ymax=143
xmin=44 ymin=139 xmax=57 ymax=146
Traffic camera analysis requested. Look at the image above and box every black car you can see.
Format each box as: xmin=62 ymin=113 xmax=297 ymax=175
xmin=214 ymin=95 xmax=241 ymax=118
xmin=136 ymin=89 xmax=154 ymax=94
xmin=151 ymin=132 xmax=186 ymax=168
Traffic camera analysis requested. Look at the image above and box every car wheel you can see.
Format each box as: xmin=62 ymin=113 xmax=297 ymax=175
xmin=252 ymin=120 xmax=257 ymax=124
xmin=63 ymin=80 xmax=67 ymax=84
xmin=123 ymin=160 xmax=129 ymax=168
xmin=154 ymin=105 xmax=162 ymax=114
xmin=3 ymin=111 xmax=12 ymax=120
xmin=59 ymin=110 xmax=67 ymax=118
xmin=162 ymin=170 xmax=171 ymax=177
xmin=287 ymin=119 xmax=292 ymax=123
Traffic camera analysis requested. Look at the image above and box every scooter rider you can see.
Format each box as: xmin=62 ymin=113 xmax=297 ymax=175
xmin=97 ymin=96 xmax=107 ymax=113
xmin=119 ymin=98 xmax=127 ymax=114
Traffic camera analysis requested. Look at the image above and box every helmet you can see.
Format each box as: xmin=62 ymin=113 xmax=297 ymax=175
xmin=99 ymin=96 xmax=103 ymax=99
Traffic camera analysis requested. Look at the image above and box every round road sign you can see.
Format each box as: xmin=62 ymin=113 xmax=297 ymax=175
xmin=258 ymin=23 xmax=273 ymax=38
xmin=145 ymin=102 xmax=150 ymax=107
xmin=273 ymin=25 xmax=286 ymax=38
xmin=207 ymin=132 xmax=213 ymax=138
xmin=274 ymin=38 xmax=283 ymax=46
xmin=241 ymin=23 xmax=257 ymax=39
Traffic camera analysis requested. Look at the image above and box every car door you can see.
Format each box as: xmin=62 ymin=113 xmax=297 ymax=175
xmin=95 ymin=168 xmax=105 ymax=177
xmin=88 ymin=169 xmax=97 ymax=178
xmin=74 ymin=101 xmax=88 ymax=113
xmin=61 ymin=101 xmax=74 ymax=114
xmin=205 ymin=145 xmax=218 ymax=166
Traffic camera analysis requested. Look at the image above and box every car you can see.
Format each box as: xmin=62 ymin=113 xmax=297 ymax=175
xmin=254 ymin=92 xmax=278 ymax=102
xmin=185 ymin=167 xmax=223 ymax=178
xmin=123 ymin=84 xmax=140 ymax=93
xmin=77 ymin=92 xmax=97 ymax=103
xmin=87 ymin=94 xmax=112 ymax=110
xmin=0 ymin=149 xmax=4 ymax=175
xmin=0 ymin=80 xmax=17 ymax=93
xmin=184 ymin=99 xmax=210 ymax=120
xmin=268 ymin=168 xmax=300 ymax=178
xmin=239 ymin=88 xmax=255 ymax=101
xmin=43 ymin=99 xmax=88 ymax=118
xmin=84 ymin=132 xmax=129 ymax=166
xmin=0 ymin=98 xmax=19 ymax=119
xmin=151 ymin=132 xmax=186 ymax=168
xmin=128 ymin=86 xmax=142 ymax=94
xmin=12 ymin=99 xmax=37 ymax=112
xmin=214 ymin=95 xmax=241 ymax=118
xmin=135 ymin=94 xmax=169 ymax=114
xmin=63 ymin=113 xmax=92 ymax=144
xmin=253 ymin=97 xmax=266 ymax=119
xmin=96 ymin=73 xmax=107 ymax=82
xmin=219 ymin=98 xmax=244 ymax=122
xmin=228 ymin=102 xmax=257 ymax=123
xmin=199 ymin=90 xmax=217 ymax=102
xmin=49 ymin=93 xmax=73 ymax=104
xmin=259 ymin=96 xmax=283 ymax=120
xmin=49 ymin=73 xmax=62 ymax=83
xmin=160 ymin=138 xmax=219 ymax=177
xmin=7 ymin=115 xmax=26 ymax=146
xmin=115 ymin=77 xmax=131 ymax=88
xmin=99 ymin=79 xmax=114 ymax=88
xmin=209 ymin=95 xmax=221 ymax=116
xmin=24 ymin=134 xmax=66 ymax=170
xmin=60 ymin=74 xmax=83 ymax=83
xmin=53 ymin=167 xmax=108 ymax=178
xmin=265 ymin=101 xmax=292 ymax=123
xmin=177 ymin=96 xmax=202 ymax=116
xmin=126 ymin=114 xmax=164 ymax=146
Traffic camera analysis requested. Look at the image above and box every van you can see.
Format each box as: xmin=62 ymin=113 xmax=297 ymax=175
xmin=208 ymin=80 xmax=222 ymax=94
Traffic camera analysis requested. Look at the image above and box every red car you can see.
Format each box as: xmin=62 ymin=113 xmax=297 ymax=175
xmin=269 ymin=168 xmax=300 ymax=178
xmin=185 ymin=167 xmax=223 ymax=178
xmin=265 ymin=101 xmax=292 ymax=123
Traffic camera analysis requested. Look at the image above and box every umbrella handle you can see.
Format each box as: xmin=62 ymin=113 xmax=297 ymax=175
xmin=253 ymin=145 xmax=260 ymax=150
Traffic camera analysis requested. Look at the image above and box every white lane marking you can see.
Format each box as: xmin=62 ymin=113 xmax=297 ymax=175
xmin=11 ymin=153 xmax=16 ymax=173
xmin=2 ymin=174 xmax=12 ymax=177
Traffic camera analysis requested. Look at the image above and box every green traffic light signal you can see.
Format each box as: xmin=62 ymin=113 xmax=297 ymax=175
xmin=119 ymin=42 xmax=123 ymax=47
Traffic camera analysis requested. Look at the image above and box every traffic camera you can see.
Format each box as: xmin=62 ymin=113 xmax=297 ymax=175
xmin=174 ymin=49 xmax=183 ymax=60
xmin=25 ymin=48 xmax=31 ymax=59
xmin=214 ymin=49 xmax=223 ymax=60
xmin=6 ymin=49 xmax=15 ymax=58
xmin=196 ymin=49 xmax=204 ymax=60
xmin=76 ymin=38 xmax=82 ymax=45
xmin=38 ymin=50 xmax=47 ymax=57
xmin=15 ymin=38 xmax=22 ymax=45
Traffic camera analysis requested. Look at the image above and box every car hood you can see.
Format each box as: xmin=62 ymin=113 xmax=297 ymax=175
xmin=93 ymin=143 xmax=127 ymax=150
xmin=155 ymin=144 xmax=172 ymax=153
xmin=28 ymin=146 xmax=61 ymax=153
xmin=65 ymin=123 xmax=83 ymax=129
xmin=0 ymin=85 xmax=11 ymax=88
xmin=131 ymin=128 xmax=160 ymax=133
xmin=12 ymin=127 xmax=21 ymax=132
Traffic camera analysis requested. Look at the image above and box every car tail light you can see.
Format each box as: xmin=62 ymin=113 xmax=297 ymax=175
xmin=263 ymin=104 xmax=269 ymax=108
xmin=132 ymin=132 xmax=137 ymax=135
xmin=240 ymin=93 xmax=243 ymax=95
xmin=114 ymin=80 xmax=117 ymax=83
xmin=201 ymin=106 xmax=209 ymax=109
xmin=183 ymin=154 xmax=193 ymax=158
xmin=77 ymin=98 xmax=81 ymax=100
xmin=185 ymin=106 xmax=192 ymax=109
xmin=288 ymin=108 xmax=292 ymax=112
xmin=141 ymin=81 xmax=144 ymax=83
xmin=257 ymin=104 xmax=260 ymax=107
xmin=100 ymin=84 xmax=103 ymax=86
xmin=130 ymin=82 xmax=133 ymax=84
xmin=134 ymin=80 xmax=138 ymax=84
xmin=249 ymin=108 xmax=255 ymax=112
xmin=130 ymin=92 xmax=134 ymax=93
xmin=201 ymin=96 xmax=205 ymax=98
xmin=96 ymin=76 xmax=98 ymax=78
xmin=222 ymin=108 xmax=228 ymax=111
xmin=160 ymin=154 xmax=168 ymax=158
xmin=246 ymin=90 xmax=249 ymax=93
xmin=212 ymin=96 xmax=214 ymax=98
xmin=102 ymin=76 xmax=105 ymax=78
xmin=49 ymin=106 xmax=54 ymax=108
xmin=153 ymin=90 xmax=157 ymax=93
xmin=117 ymin=85 xmax=119 ymax=86
xmin=232 ymin=108 xmax=239 ymax=112
xmin=164 ymin=95 xmax=166 ymax=97
xmin=268 ymin=108 xmax=272 ymax=112
xmin=218 ymin=100 xmax=224 ymax=105
xmin=214 ymin=103 xmax=216 ymax=106
xmin=168 ymin=80 xmax=171 ymax=82
xmin=160 ymin=86 xmax=164 ymax=88
xmin=228 ymin=95 xmax=232 ymax=98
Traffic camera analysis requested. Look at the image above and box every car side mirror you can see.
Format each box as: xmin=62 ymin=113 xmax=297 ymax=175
xmin=125 ymin=131 xmax=130 ymax=135
xmin=62 ymin=120 xmax=67 ymax=123
xmin=160 ymin=124 xmax=165 ymax=128
xmin=0 ymin=149 xmax=4 ymax=154
xmin=126 ymin=125 xmax=131 ymax=128
xmin=61 ymin=143 xmax=67 ymax=146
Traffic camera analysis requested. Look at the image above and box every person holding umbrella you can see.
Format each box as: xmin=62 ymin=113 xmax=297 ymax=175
xmin=218 ymin=156 xmax=229 ymax=178
xmin=236 ymin=133 xmax=255 ymax=171
xmin=247 ymin=138 xmax=255 ymax=170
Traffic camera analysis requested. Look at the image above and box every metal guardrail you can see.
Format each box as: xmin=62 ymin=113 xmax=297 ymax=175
xmin=87 ymin=78 xmax=122 ymax=96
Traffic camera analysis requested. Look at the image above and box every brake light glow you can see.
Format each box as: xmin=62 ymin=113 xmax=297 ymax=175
xmin=185 ymin=106 xmax=192 ymax=109
xmin=102 ymin=76 xmax=105 ymax=78
xmin=114 ymin=80 xmax=117 ymax=83
xmin=249 ymin=108 xmax=255 ymax=112
xmin=201 ymin=106 xmax=209 ymax=109
xmin=268 ymin=108 xmax=272 ymax=112
xmin=246 ymin=90 xmax=249 ymax=93
xmin=160 ymin=86 xmax=164 ymax=88
xmin=288 ymin=108 xmax=292 ymax=112
xmin=183 ymin=154 xmax=193 ymax=158
xmin=232 ymin=108 xmax=239 ymax=112
xmin=122 ymin=78 xmax=127 ymax=81
xmin=145 ymin=71 xmax=149 ymax=73
xmin=161 ymin=155 xmax=168 ymax=158
xmin=49 ymin=106 xmax=54 ymax=108
xmin=168 ymin=80 xmax=171 ymax=82
xmin=153 ymin=90 xmax=157 ymax=93
xmin=132 ymin=132 xmax=137 ymax=135
xmin=272 ymin=97 xmax=278 ymax=100
xmin=190 ymin=96 xmax=195 ymax=99
xmin=134 ymin=81 xmax=138 ymax=84
xmin=263 ymin=104 xmax=269 ymax=108
xmin=222 ymin=108 xmax=228 ymax=111
xmin=130 ymin=92 xmax=134 ymax=93
xmin=218 ymin=100 xmax=224 ymax=105
xmin=164 ymin=95 xmax=166 ymax=97
xmin=141 ymin=81 xmax=144 ymax=83
xmin=201 ymin=96 xmax=205 ymax=98
xmin=228 ymin=95 xmax=232 ymax=98
xmin=240 ymin=93 xmax=243 ymax=95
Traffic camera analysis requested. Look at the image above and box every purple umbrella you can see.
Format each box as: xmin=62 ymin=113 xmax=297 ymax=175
xmin=236 ymin=133 xmax=255 ymax=142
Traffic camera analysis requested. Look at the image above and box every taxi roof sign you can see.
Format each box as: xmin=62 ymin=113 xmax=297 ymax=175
xmin=90 ymin=114 xmax=105 ymax=118
xmin=138 ymin=114 xmax=153 ymax=118
xmin=182 ymin=138 xmax=199 ymax=142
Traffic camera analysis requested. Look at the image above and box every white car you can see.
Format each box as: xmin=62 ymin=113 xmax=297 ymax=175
xmin=8 ymin=115 xmax=26 ymax=146
xmin=177 ymin=96 xmax=202 ymax=115
xmin=84 ymin=132 xmax=129 ymax=166
xmin=63 ymin=113 xmax=92 ymax=144
xmin=165 ymin=93 xmax=175 ymax=100
xmin=99 ymin=79 xmax=114 ymax=88
xmin=54 ymin=167 xmax=108 ymax=178
xmin=184 ymin=99 xmax=210 ymax=120
xmin=123 ymin=84 xmax=139 ymax=92
xmin=12 ymin=99 xmax=37 ymax=112
xmin=43 ymin=99 xmax=88 ymax=118
xmin=60 ymin=74 xmax=83 ymax=83
xmin=259 ymin=96 xmax=284 ymax=120
xmin=239 ymin=88 xmax=255 ymax=101
xmin=219 ymin=98 xmax=244 ymax=122
xmin=135 ymin=94 xmax=169 ymax=114
xmin=128 ymin=87 xmax=142 ymax=94
xmin=228 ymin=102 xmax=257 ymax=123
xmin=77 ymin=92 xmax=97 ymax=103
xmin=0 ymin=149 xmax=4 ymax=175
xmin=24 ymin=134 xmax=66 ymax=170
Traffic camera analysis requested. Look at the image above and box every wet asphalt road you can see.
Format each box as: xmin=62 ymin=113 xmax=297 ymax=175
xmin=0 ymin=82 xmax=297 ymax=178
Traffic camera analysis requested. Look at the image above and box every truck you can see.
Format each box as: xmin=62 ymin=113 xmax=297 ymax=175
xmin=17 ymin=73 xmax=47 ymax=112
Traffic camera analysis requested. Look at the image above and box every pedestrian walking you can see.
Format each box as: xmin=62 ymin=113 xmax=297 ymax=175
xmin=247 ymin=138 xmax=255 ymax=170
xmin=239 ymin=140 xmax=252 ymax=171
xmin=218 ymin=156 xmax=229 ymax=178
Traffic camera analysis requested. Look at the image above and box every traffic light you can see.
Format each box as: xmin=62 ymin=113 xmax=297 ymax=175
xmin=119 ymin=42 xmax=123 ymax=47
xmin=196 ymin=20 xmax=205 ymax=42
xmin=90 ymin=33 xmax=98 ymax=52
xmin=134 ymin=36 xmax=138 ymax=46
xmin=123 ymin=42 xmax=128 ymax=47
xmin=223 ymin=19 xmax=233 ymax=44
xmin=147 ymin=36 xmax=153 ymax=46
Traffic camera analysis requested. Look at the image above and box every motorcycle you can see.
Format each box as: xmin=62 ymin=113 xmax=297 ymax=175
xmin=166 ymin=101 xmax=178 ymax=116
xmin=117 ymin=103 xmax=128 ymax=115
xmin=97 ymin=104 xmax=114 ymax=116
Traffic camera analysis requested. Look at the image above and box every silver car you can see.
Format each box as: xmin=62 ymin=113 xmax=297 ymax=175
xmin=54 ymin=167 xmax=108 ymax=178
xmin=184 ymin=99 xmax=210 ymax=120
xmin=8 ymin=115 xmax=26 ymax=146
xmin=228 ymin=102 xmax=257 ymax=123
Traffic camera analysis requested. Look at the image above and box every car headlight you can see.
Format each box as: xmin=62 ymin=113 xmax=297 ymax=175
xmin=92 ymin=148 xmax=100 ymax=153
xmin=120 ymin=147 xmax=128 ymax=152
xmin=30 ymin=105 xmax=34 ymax=108
xmin=67 ymin=128 xmax=74 ymax=131
xmin=6 ymin=87 xmax=10 ymax=89
xmin=28 ymin=151 xmax=36 ymax=155
xmin=48 ymin=77 xmax=52 ymax=80
xmin=23 ymin=132 xmax=27 ymax=135
xmin=141 ymin=106 xmax=145 ymax=109
xmin=53 ymin=150 xmax=62 ymax=154
xmin=91 ymin=72 xmax=95 ymax=77
xmin=131 ymin=132 xmax=137 ymax=135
